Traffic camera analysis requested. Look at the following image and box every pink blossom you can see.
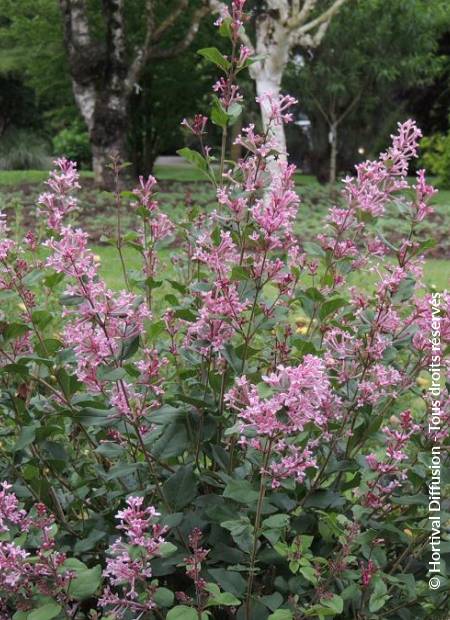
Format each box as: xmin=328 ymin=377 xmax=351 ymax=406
xmin=213 ymin=77 xmax=243 ymax=109
xmin=0 ymin=210 xmax=15 ymax=260
xmin=100 ymin=497 xmax=167 ymax=617
xmin=413 ymin=169 xmax=436 ymax=221
xmin=184 ymin=528 xmax=209 ymax=593
xmin=251 ymin=162 xmax=299 ymax=248
xmin=0 ymin=482 xmax=27 ymax=533
xmin=45 ymin=227 xmax=97 ymax=279
xmin=234 ymin=123 xmax=279 ymax=159
xmin=181 ymin=114 xmax=208 ymax=136
xmin=238 ymin=44 xmax=251 ymax=66
xmin=360 ymin=560 xmax=377 ymax=588
xmin=150 ymin=212 xmax=175 ymax=241
xmin=193 ymin=230 xmax=239 ymax=276
xmin=217 ymin=187 xmax=248 ymax=220
xmin=256 ymin=93 xmax=298 ymax=125
xmin=227 ymin=357 xmax=340 ymax=487
xmin=381 ymin=120 xmax=422 ymax=176
xmin=133 ymin=174 xmax=158 ymax=211
xmin=187 ymin=282 xmax=249 ymax=354
xmin=269 ymin=443 xmax=316 ymax=488
xmin=37 ymin=158 xmax=79 ymax=230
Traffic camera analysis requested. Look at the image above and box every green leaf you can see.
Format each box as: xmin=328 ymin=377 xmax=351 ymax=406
xmin=220 ymin=518 xmax=253 ymax=553
xmin=303 ymin=605 xmax=337 ymax=617
xmin=198 ymin=47 xmax=231 ymax=71
xmin=223 ymin=479 xmax=259 ymax=504
xmin=218 ymin=17 xmax=232 ymax=38
xmin=163 ymin=465 xmax=197 ymax=510
xmin=159 ymin=541 xmax=178 ymax=558
xmin=300 ymin=566 xmax=318 ymax=584
xmin=28 ymin=603 xmax=62 ymax=620
xmin=392 ymin=276 xmax=415 ymax=302
xmin=263 ymin=514 xmax=289 ymax=529
xmin=210 ymin=96 xmax=242 ymax=129
xmin=96 ymin=366 xmax=126 ymax=382
xmin=152 ymin=421 xmax=190 ymax=459
xmin=67 ymin=564 xmax=102 ymax=600
xmin=231 ymin=266 xmax=250 ymax=281
xmin=206 ymin=585 xmax=241 ymax=607
xmin=43 ymin=271 xmax=65 ymax=289
xmin=369 ymin=576 xmax=389 ymax=613
xmin=153 ymin=587 xmax=175 ymax=607
xmin=104 ymin=462 xmax=145 ymax=480
xmin=31 ymin=310 xmax=53 ymax=329
xmin=148 ymin=319 xmax=165 ymax=339
xmin=340 ymin=583 xmax=360 ymax=602
xmin=303 ymin=241 xmax=326 ymax=257
xmin=13 ymin=425 xmax=37 ymax=452
xmin=321 ymin=594 xmax=343 ymax=614
xmin=260 ymin=592 xmax=283 ymax=612
xmin=211 ymin=97 xmax=229 ymax=128
xmin=167 ymin=606 xmax=200 ymax=620
xmin=60 ymin=293 xmax=84 ymax=306
xmin=302 ymin=490 xmax=345 ymax=509
xmin=177 ymin=147 xmax=211 ymax=180
xmin=118 ymin=334 xmax=139 ymax=361
xmin=319 ymin=298 xmax=347 ymax=320
xmin=227 ymin=102 xmax=243 ymax=126
xmin=3 ymin=322 xmax=29 ymax=341
xmin=208 ymin=568 xmax=246 ymax=597
xmin=268 ymin=611 xmax=293 ymax=620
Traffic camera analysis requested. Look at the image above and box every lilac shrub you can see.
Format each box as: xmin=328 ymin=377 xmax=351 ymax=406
xmin=0 ymin=2 xmax=449 ymax=619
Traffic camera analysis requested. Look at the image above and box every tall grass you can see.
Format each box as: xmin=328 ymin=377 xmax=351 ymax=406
xmin=0 ymin=127 xmax=51 ymax=170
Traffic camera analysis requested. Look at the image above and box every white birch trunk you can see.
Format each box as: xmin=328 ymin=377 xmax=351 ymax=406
xmin=250 ymin=16 xmax=291 ymax=163
xmin=329 ymin=121 xmax=337 ymax=185
xmin=254 ymin=71 xmax=287 ymax=158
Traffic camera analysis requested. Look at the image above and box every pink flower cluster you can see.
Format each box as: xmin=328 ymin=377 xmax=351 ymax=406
xmin=251 ymin=162 xmax=299 ymax=249
xmin=363 ymin=410 xmax=420 ymax=511
xmin=0 ymin=483 xmax=71 ymax=615
xmin=0 ymin=210 xmax=15 ymax=261
xmin=182 ymin=114 xmax=208 ymax=136
xmin=342 ymin=120 xmax=423 ymax=217
xmin=38 ymin=158 xmax=80 ymax=230
xmin=256 ymin=93 xmax=298 ymax=126
xmin=41 ymin=163 xmax=157 ymax=420
xmin=213 ymin=77 xmax=243 ymax=109
xmin=99 ymin=496 xmax=167 ymax=618
xmin=132 ymin=175 xmax=174 ymax=280
xmin=227 ymin=356 xmax=341 ymax=487
xmin=187 ymin=282 xmax=250 ymax=356
xmin=214 ymin=0 xmax=248 ymax=41
xmin=184 ymin=528 xmax=209 ymax=594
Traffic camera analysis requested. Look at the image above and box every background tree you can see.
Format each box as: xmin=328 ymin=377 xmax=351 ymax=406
xmin=285 ymin=0 xmax=447 ymax=182
xmin=211 ymin=0 xmax=348 ymax=157
xmin=127 ymin=21 xmax=218 ymax=175
xmin=0 ymin=0 xmax=216 ymax=179
xmin=57 ymin=0 xmax=210 ymax=188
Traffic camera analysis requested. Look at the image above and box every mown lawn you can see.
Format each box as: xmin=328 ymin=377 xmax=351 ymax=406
xmin=0 ymin=166 xmax=448 ymax=292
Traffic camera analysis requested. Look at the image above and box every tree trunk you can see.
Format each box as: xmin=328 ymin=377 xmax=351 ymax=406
xmin=329 ymin=121 xmax=338 ymax=184
xmin=90 ymin=93 xmax=128 ymax=189
xmin=250 ymin=14 xmax=290 ymax=163
xmin=254 ymin=71 xmax=287 ymax=157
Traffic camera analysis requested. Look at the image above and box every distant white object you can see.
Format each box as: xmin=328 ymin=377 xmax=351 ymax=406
xmin=154 ymin=155 xmax=187 ymax=166
xmin=296 ymin=119 xmax=311 ymax=129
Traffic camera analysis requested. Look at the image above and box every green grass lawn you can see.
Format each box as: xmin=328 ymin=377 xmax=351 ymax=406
xmin=0 ymin=167 xmax=448 ymax=293
xmin=0 ymin=166 xmax=320 ymax=186
xmin=93 ymin=244 xmax=448 ymax=293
